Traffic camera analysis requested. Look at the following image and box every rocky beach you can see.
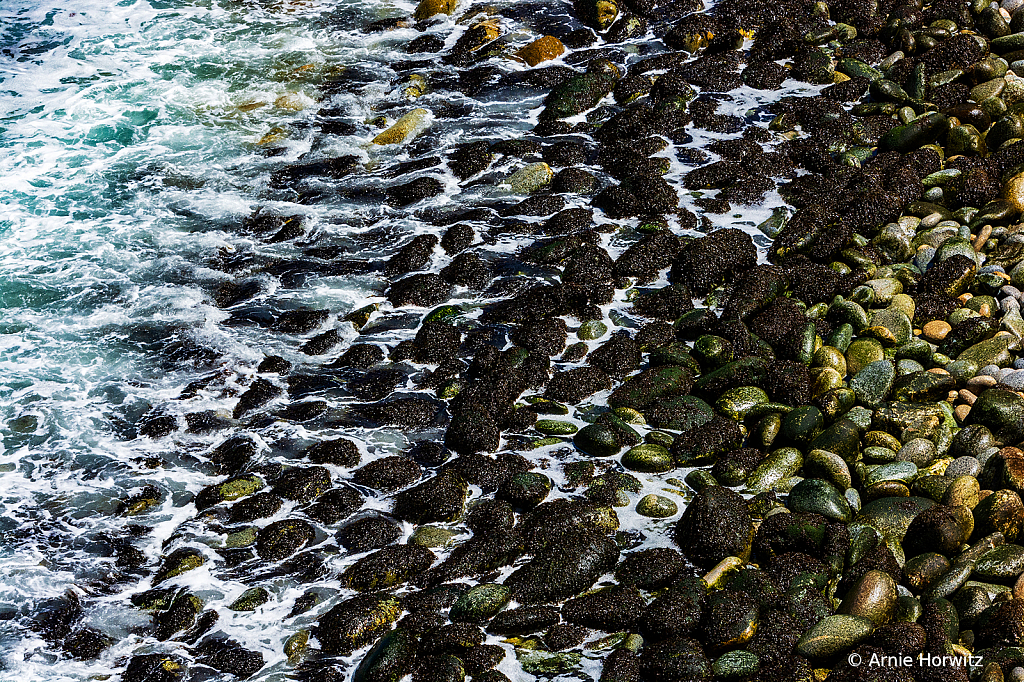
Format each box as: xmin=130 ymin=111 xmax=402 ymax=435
xmin=8 ymin=0 xmax=1024 ymax=680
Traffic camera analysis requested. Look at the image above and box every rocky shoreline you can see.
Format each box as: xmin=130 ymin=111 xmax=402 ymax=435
xmin=25 ymin=0 xmax=1024 ymax=680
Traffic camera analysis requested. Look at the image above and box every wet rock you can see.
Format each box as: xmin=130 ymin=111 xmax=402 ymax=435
xmin=393 ymin=471 xmax=468 ymax=524
xmin=497 ymin=472 xmax=551 ymax=509
xmin=512 ymin=317 xmax=568 ymax=356
xmin=338 ymin=516 xmax=402 ymax=553
xmin=195 ymin=474 xmax=264 ymax=512
xmin=636 ymin=494 xmax=678 ymax=517
xmin=341 ymin=544 xmax=436 ymax=591
xmin=154 ymin=548 xmax=206 ymax=585
xmin=837 ymin=570 xmax=897 ymax=625
xmin=387 ymin=274 xmax=453 ymax=308
xmin=386 ymin=235 xmax=439 ymax=277
xmin=544 ymin=366 xmax=612 ymax=404
xmin=795 ymin=614 xmax=874 ymax=659
xmin=31 ymin=590 xmax=83 ymax=641
xmin=229 ymin=492 xmax=282 ymax=522
xmin=671 ymin=415 xmax=744 ymax=466
xmin=903 ymin=504 xmax=974 ymax=557
xmin=487 ymin=606 xmax=560 ymax=635
xmin=233 ymin=377 xmax=283 ymax=418
xmin=670 ymin=228 xmax=757 ymax=294
xmin=444 ymin=409 xmax=500 ymax=455
xmin=353 ymin=627 xmax=418 ymax=682
xmin=306 ymin=485 xmax=364 ymax=524
xmin=122 ymin=654 xmax=188 ymax=682
xmin=505 ymin=531 xmax=619 ymax=603
xmin=563 ymin=585 xmax=643 ymax=630
xmin=359 ymin=398 xmax=440 ymax=427
xmin=448 ymin=142 xmax=493 ymax=181
xmin=588 ymin=332 xmax=641 ymax=377
xmin=441 ymin=224 xmax=474 ymax=254
xmin=353 ymin=457 xmax=422 ymax=491
xmin=969 ymin=388 xmax=1024 ymax=444
xmin=195 ymin=638 xmax=264 ymax=678
xmin=228 ymin=587 xmax=269 ymax=612
xmin=975 ymin=597 xmax=1024 ymax=647
xmin=640 ymin=637 xmax=711 ymax=682
xmin=787 ymin=478 xmax=852 ymax=523
xmin=675 ymin=485 xmax=753 ymax=568
xmin=593 ymin=175 xmax=679 ymax=218
xmin=316 ymin=592 xmax=402 ymax=656
xmin=272 ymin=466 xmax=331 ymax=502
xmin=256 ymin=519 xmax=315 ymax=561
xmin=703 ymin=589 xmax=759 ymax=650
xmin=449 ymin=583 xmax=511 ymax=622
xmin=608 ymin=365 xmax=693 ymax=410
xmin=330 ymin=344 xmax=385 ymax=370
xmin=615 ymin=547 xmax=687 ymax=590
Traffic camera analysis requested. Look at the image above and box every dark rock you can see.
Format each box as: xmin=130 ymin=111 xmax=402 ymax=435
xmin=306 ymin=485 xmax=364 ymax=524
xmin=341 ymin=544 xmax=436 ymax=591
xmin=387 ymin=274 xmax=453 ymax=308
xmin=122 ymin=654 xmax=188 ymax=682
xmin=256 ymin=519 xmax=316 ymax=561
xmin=671 ymin=415 xmax=744 ymax=466
xmin=615 ymin=548 xmax=688 ymax=589
xmin=640 ymin=637 xmax=712 ymax=682
xmin=358 ymin=398 xmax=440 ymax=426
xmin=385 ymin=234 xmax=439 ymax=277
xmin=386 ymin=177 xmax=444 ymax=207
xmin=641 ymin=575 xmax=706 ymax=641
xmin=329 ymin=344 xmax=385 ymax=369
xmin=393 ymin=471 xmax=468 ymax=524
xmin=233 ymin=377 xmax=283 ymax=418
xmin=505 ymin=531 xmax=618 ymax=603
xmin=562 ymin=585 xmax=644 ymax=630
xmin=273 ymin=466 xmax=331 ymax=502
xmin=441 ymin=224 xmax=475 ymax=254
xmin=588 ymin=332 xmax=641 ymax=377
xmin=593 ymin=175 xmax=679 ymax=218
xmin=338 ymin=516 xmax=402 ymax=552
xmin=316 ymin=592 xmax=402 ymax=655
xmin=440 ymin=252 xmax=492 ymax=289
xmin=487 ymin=606 xmax=561 ymax=635
xmin=194 ymin=638 xmax=264 ymax=678
xmin=675 ymin=485 xmax=754 ymax=568
xmin=545 ymin=623 xmax=589 ymax=650
xmin=544 ymin=366 xmax=612 ymax=404
xmin=353 ymin=456 xmax=422 ymax=491
xmin=229 ymin=492 xmax=282 ymax=522
xmin=671 ymin=228 xmax=758 ymax=294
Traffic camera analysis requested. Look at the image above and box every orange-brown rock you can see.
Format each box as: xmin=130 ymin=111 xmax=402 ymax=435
xmin=514 ymin=36 xmax=566 ymax=67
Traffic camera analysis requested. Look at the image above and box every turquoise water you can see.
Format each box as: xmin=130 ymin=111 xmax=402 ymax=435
xmin=0 ymin=1 xmax=819 ymax=679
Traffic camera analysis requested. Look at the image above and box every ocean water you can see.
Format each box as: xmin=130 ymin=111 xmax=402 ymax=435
xmin=0 ymin=1 xmax=824 ymax=679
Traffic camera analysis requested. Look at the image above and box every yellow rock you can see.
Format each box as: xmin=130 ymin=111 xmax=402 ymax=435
xmin=514 ymin=35 xmax=566 ymax=67
xmin=274 ymin=93 xmax=307 ymax=111
xmin=414 ymin=0 xmax=458 ymax=20
xmin=371 ymin=108 xmax=431 ymax=145
xmin=473 ymin=19 xmax=502 ymax=47
xmin=1004 ymin=171 xmax=1024 ymax=213
xmin=257 ymin=127 xmax=288 ymax=145
xmin=403 ymin=74 xmax=428 ymax=100
xmin=504 ymin=162 xmax=553 ymax=194
xmin=238 ymin=101 xmax=269 ymax=112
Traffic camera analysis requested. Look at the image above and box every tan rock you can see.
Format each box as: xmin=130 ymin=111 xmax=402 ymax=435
xmin=371 ymin=108 xmax=430 ymax=145
xmin=923 ymin=320 xmax=952 ymax=342
xmin=414 ymin=0 xmax=458 ymax=21
xmin=955 ymin=404 xmax=971 ymax=422
xmin=514 ymin=35 xmax=566 ymax=67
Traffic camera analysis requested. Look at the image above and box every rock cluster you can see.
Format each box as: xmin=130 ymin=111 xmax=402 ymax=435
xmin=60 ymin=0 xmax=1024 ymax=679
